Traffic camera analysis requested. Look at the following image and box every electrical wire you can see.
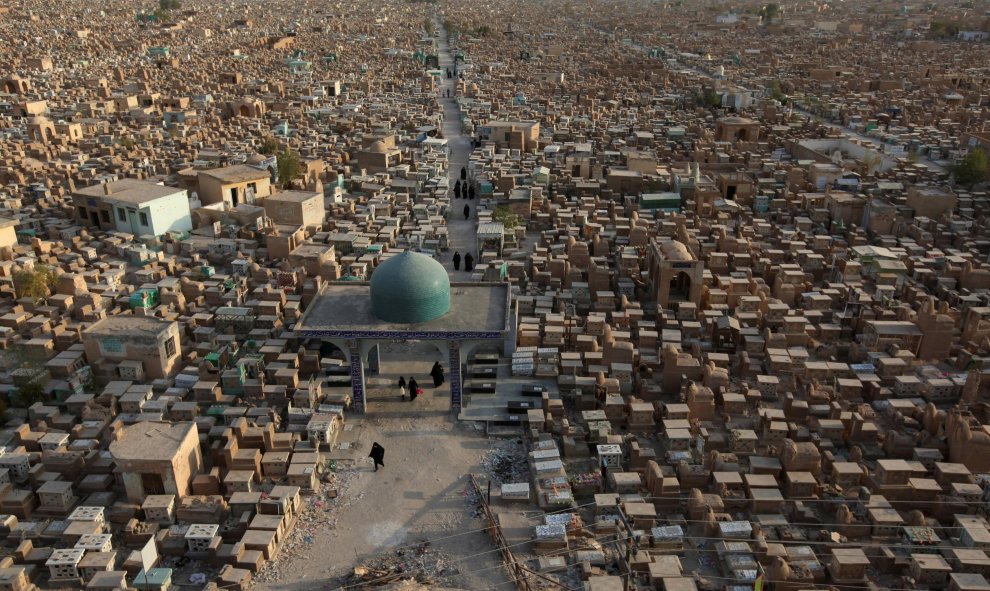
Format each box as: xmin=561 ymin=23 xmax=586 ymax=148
xmin=637 ymin=492 xmax=990 ymax=506
xmin=360 ymin=542 xmax=586 ymax=591
xmin=281 ymin=489 xmax=599 ymax=565
xmin=290 ymin=474 xmax=988 ymax=587
xmin=323 ymin=494 xmax=596 ymax=590
xmin=333 ymin=530 xmax=642 ymax=591
xmin=246 ymin=476 xmax=977 ymax=591
xmin=327 ymin=487 xmax=983 ymax=590
xmin=619 ymin=566 xmax=947 ymax=591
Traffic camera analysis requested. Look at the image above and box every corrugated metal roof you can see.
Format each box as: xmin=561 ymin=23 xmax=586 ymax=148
xmin=477 ymin=221 xmax=504 ymax=236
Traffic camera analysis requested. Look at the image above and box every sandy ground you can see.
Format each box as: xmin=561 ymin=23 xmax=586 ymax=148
xmin=251 ymin=342 xmax=514 ymax=591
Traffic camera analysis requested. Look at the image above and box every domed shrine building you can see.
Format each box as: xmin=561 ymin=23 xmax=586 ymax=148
xmin=295 ymin=251 xmax=512 ymax=413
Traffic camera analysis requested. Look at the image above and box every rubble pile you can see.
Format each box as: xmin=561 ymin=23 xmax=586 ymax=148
xmin=345 ymin=542 xmax=456 ymax=589
xmin=480 ymin=440 xmax=530 ymax=486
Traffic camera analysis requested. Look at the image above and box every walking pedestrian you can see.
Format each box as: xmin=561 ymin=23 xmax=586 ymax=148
xmin=464 ymin=252 xmax=474 ymax=272
xmin=452 ymin=251 xmax=461 ymax=271
xmin=398 ymin=376 xmax=407 ymax=401
xmin=460 ymin=166 xmax=467 ymax=181
xmin=409 ymin=377 xmax=419 ymax=401
xmin=369 ymin=442 xmax=385 ymax=472
xmin=430 ymin=361 xmax=445 ymax=387
xmin=468 ymin=185 xmax=475 ymax=200
xmin=454 ymin=179 xmax=461 ymax=197
xmin=463 ymin=204 xmax=470 ymax=220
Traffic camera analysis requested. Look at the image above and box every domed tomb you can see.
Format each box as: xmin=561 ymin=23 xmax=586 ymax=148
xmin=370 ymin=251 xmax=450 ymax=324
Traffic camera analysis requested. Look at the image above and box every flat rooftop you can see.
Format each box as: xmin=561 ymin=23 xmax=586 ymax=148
xmin=109 ymin=421 xmax=195 ymax=461
xmin=296 ymin=282 xmax=510 ymax=338
xmin=85 ymin=314 xmax=175 ymax=336
xmin=199 ymin=164 xmax=270 ymax=183
xmin=75 ymin=179 xmax=182 ymax=205
xmin=266 ymin=190 xmax=321 ymax=203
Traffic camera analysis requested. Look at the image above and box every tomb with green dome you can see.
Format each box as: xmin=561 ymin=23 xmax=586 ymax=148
xmin=296 ymin=251 xmax=513 ymax=414
xmin=369 ymin=251 xmax=450 ymax=324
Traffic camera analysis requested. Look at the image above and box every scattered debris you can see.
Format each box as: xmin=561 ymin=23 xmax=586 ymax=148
xmin=345 ymin=542 xmax=456 ymax=588
xmin=480 ymin=439 xmax=529 ymax=486
xmin=253 ymin=466 xmax=361 ymax=585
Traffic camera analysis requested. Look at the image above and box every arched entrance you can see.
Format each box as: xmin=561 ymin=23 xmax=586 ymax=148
xmin=361 ymin=340 xmax=450 ymax=407
xmin=669 ymin=271 xmax=692 ymax=302
xmin=239 ymin=105 xmax=251 ymax=117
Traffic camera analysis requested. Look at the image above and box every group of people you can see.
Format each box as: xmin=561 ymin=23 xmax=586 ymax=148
xmin=396 ymin=362 xmax=446 ymax=402
xmin=453 ymin=179 xmax=475 ymax=200
xmin=397 ymin=375 xmax=419 ymax=401
xmin=452 ymin=251 xmax=473 ymax=272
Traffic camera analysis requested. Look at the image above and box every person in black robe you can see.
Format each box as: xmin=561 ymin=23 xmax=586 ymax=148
xmin=463 ymin=204 xmax=470 ymax=220
xmin=369 ymin=442 xmax=385 ymax=472
xmin=454 ymin=179 xmax=461 ymax=197
xmin=408 ymin=377 xmax=419 ymax=401
xmin=468 ymin=185 xmax=475 ymax=200
xmin=430 ymin=362 xmax=445 ymax=387
xmin=460 ymin=166 xmax=467 ymax=180
xmin=464 ymin=253 xmax=474 ymax=272
xmin=452 ymin=251 xmax=461 ymax=271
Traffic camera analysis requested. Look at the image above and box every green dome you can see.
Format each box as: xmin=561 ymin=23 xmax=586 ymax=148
xmin=370 ymin=252 xmax=450 ymax=323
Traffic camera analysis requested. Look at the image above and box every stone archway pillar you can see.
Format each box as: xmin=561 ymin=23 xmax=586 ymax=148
xmin=448 ymin=340 xmax=462 ymax=413
xmin=346 ymin=339 xmax=366 ymax=413
xmin=368 ymin=343 xmax=381 ymax=375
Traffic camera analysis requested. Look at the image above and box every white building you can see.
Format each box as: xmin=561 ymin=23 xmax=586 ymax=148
xmin=73 ymin=179 xmax=192 ymax=237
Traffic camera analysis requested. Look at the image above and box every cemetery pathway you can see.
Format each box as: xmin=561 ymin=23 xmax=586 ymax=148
xmin=253 ymin=344 xmax=513 ymax=591
xmin=436 ymin=21 xmax=478 ymax=278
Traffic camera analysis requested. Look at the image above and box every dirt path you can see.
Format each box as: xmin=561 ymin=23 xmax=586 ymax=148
xmin=252 ymin=342 xmax=513 ymax=591
xmin=435 ymin=19 xmax=478 ymax=277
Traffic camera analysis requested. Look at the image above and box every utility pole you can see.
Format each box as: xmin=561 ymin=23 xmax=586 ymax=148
xmin=614 ymin=499 xmax=641 ymax=591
